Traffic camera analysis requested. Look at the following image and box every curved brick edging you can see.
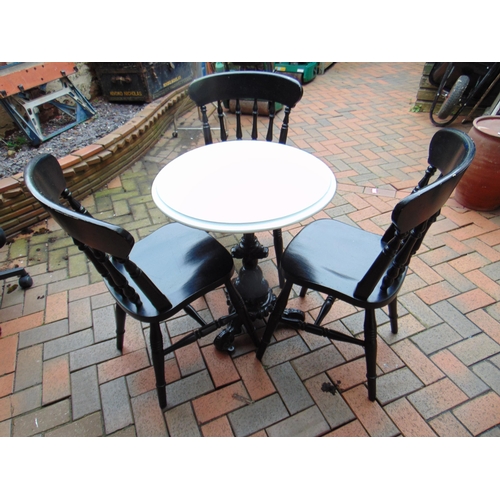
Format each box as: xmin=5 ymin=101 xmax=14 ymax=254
xmin=0 ymin=84 xmax=194 ymax=238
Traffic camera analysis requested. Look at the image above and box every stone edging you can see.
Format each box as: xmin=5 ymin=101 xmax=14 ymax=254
xmin=0 ymin=84 xmax=194 ymax=238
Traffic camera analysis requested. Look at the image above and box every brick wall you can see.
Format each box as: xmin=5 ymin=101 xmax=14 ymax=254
xmin=0 ymin=84 xmax=194 ymax=238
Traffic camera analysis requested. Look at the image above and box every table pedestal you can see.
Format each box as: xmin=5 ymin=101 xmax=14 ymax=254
xmin=214 ymin=233 xmax=276 ymax=352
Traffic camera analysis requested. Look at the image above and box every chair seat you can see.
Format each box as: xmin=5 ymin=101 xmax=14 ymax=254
xmin=108 ymin=222 xmax=234 ymax=320
xmin=282 ymin=219 xmax=406 ymax=308
xmin=258 ymin=128 xmax=476 ymax=403
xmin=24 ymin=153 xmax=257 ymax=410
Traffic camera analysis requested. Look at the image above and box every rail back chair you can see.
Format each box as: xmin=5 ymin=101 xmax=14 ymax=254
xmin=188 ymin=70 xmax=304 ymax=286
xmin=24 ymin=154 xmax=256 ymax=410
xmin=256 ymin=128 xmax=476 ymax=402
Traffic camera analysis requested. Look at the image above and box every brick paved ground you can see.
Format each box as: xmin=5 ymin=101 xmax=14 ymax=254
xmin=1 ymin=62 xmax=500 ymax=437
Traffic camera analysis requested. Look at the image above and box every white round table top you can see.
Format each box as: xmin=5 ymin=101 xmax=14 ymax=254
xmin=152 ymin=140 xmax=337 ymax=233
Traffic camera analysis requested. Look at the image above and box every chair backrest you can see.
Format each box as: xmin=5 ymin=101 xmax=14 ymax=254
xmin=188 ymin=70 xmax=303 ymax=145
xmin=354 ymin=128 xmax=476 ymax=299
xmin=24 ymin=154 xmax=171 ymax=310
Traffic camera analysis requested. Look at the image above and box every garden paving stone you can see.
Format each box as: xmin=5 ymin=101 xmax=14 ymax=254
xmin=3 ymin=62 xmax=500 ymax=439
xmin=131 ymin=390 xmax=169 ymax=437
xmin=228 ymin=393 xmax=289 ymax=437
xmin=165 ymin=401 xmax=200 ymax=437
xmin=266 ymin=405 xmax=329 ymax=437
xmin=268 ymin=362 xmax=314 ymax=415
xmin=100 ymin=376 xmax=134 ymax=435
xmin=18 ymin=319 xmax=69 ymax=348
xmin=375 ymin=367 xmax=424 ymax=405
xmin=411 ymin=323 xmax=463 ymax=355
xmin=303 ymin=372 xmax=355 ymax=429
xmin=71 ymin=365 xmax=101 ymax=420
xmin=448 ymin=333 xmax=500 ymax=366
xmin=14 ymin=344 xmax=42 ymax=391
xmin=45 ymin=412 xmax=104 ymax=437
xmin=43 ymin=329 xmax=94 ymax=360
xmin=407 ymin=378 xmax=468 ymax=420
xmin=471 ymin=361 xmax=500 ymax=396
xmin=12 ymin=399 xmax=71 ymax=437
xmin=431 ymin=350 xmax=489 ymax=398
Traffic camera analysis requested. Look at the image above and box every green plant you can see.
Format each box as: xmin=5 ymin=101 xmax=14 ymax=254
xmin=410 ymin=104 xmax=423 ymax=113
xmin=1 ymin=135 xmax=28 ymax=151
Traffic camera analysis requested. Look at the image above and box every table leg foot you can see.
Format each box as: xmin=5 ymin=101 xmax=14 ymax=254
xmin=214 ymin=324 xmax=238 ymax=353
xmin=216 ymin=233 xmax=278 ymax=353
xmin=282 ymin=308 xmax=305 ymax=322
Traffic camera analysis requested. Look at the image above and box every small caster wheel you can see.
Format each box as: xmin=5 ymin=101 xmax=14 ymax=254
xmin=19 ymin=274 xmax=33 ymax=289
xmin=172 ymin=131 xmax=178 ymax=138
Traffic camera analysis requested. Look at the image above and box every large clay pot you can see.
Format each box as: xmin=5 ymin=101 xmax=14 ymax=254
xmin=455 ymin=116 xmax=500 ymax=211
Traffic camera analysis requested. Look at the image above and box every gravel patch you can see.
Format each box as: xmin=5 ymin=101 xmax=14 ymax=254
xmin=0 ymin=97 xmax=147 ymax=179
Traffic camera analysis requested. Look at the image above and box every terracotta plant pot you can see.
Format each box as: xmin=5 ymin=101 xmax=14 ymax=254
xmin=455 ymin=116 xmax=500 ymax=211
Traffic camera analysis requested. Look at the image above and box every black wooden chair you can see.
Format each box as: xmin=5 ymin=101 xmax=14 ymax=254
xmin=256 ymin=128 xmax=476 ymax=401
xmin=188 ymin=70 xmax=304 ymax=286
xmin=24 ymin=154 xmax=256 ymax=410
xmin=0 ymin=227 xmax=33 ymax=290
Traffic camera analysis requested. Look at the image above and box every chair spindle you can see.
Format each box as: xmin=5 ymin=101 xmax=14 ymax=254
xmin=62 ymin=188 xmax=91 ymax=216
xmin=217 ymin=100 xmax=227 ymax=141
xmin=266 ymin=101 xmax=275 ymax=142
xmin=235 ymin=99 xmax=242 ymax=139
xmin=279 ymin=106 xmax=291 ymax=144
xmin=251 ymin=98 xmax=258 ymax=140
xmin=200 ymin=104 xmax=213 ymax=145
xmin=413 ymin=164 xmax=438 ymax=193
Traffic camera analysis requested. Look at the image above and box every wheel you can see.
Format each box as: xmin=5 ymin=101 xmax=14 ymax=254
xmin=437 ymin=75 xmax=470 ymax=119
xmin=19 ymin=274 xmax=33 ymax=289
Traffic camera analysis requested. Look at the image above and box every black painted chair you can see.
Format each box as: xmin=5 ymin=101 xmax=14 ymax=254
xmin=256 ymin=128 xmax=476 ymax=401
xmin=24 ymin=153 xmax=256 ymax=410
xmin=188 ymin=70 xmax=303 ymax=286
xmin=0 ymin=227 xmax=33 ymax=290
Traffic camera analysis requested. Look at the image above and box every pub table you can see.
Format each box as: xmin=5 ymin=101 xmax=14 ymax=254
xmin=152 ymin=140 xmax=336 ymax=351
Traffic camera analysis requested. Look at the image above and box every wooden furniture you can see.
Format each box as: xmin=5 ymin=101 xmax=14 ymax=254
xmin=24 ymin=153 xmax=256 ymax=410
xmin=256 ymin=129 xmax=476 ymax=402
xmin=188 ymin=70 xmax=303 ymax=287
xmin=152 ymin=140 xmax=336 ymax=351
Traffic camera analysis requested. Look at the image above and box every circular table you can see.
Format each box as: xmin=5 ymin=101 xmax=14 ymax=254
xmin=152 ymin=141 xmax=336 ymax=233
xmin=152 ymin=140 xmax=337 ymax=350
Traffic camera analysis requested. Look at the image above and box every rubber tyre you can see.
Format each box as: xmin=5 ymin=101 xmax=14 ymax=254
xmin=437 ymin=75 xmax=470 ymax=119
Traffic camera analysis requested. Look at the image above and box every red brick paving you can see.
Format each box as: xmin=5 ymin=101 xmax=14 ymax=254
xmin=1 ymin=62 xmax=499 ymax=437
xmin=384 ymin=398 xmax=437 ymax=437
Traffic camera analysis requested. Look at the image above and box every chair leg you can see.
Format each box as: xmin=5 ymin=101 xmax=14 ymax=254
xmin=149 ymin=322 xmax=167 ymax=409
xmin=388 ymin=300 xmax=398 ymax=334
xmin=364 ymin=309 xmax=378 ymax=401
xmin=115 ymin=305 xmax=126 ymax=351
xmin=314 ymin=295 xmax=336 ymax=326
xmin=184 ymin=305 xmax=207 ymax=326
xmin=256 ymin=279 xmax=293 ymax=360
xmin=273 ymin=229 xmax=284 ymax=288
xmin=299 ymin=287 xmax=307 ymax=297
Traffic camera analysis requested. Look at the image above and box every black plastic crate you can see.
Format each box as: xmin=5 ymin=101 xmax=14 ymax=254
xmin=94 ymin=62 xmax=194 ymax=103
